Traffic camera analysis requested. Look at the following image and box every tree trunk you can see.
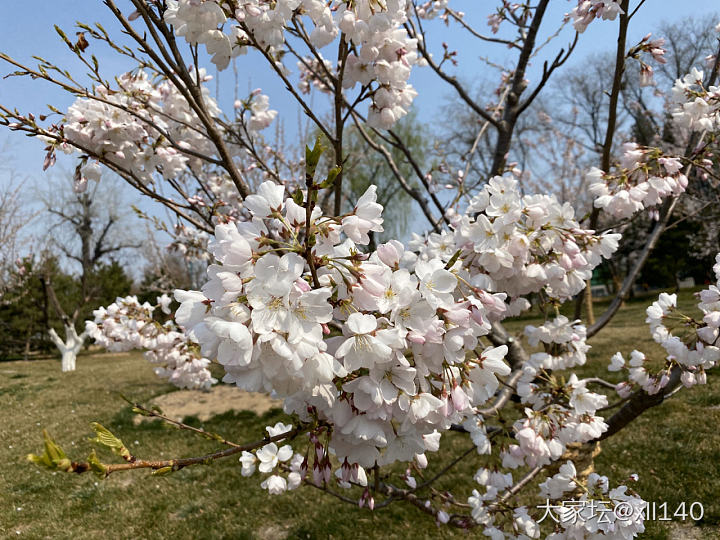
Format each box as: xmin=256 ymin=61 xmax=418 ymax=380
xmin=584 ymin=279 xmax=595 ymax=325
xmin=23 ymin=330 xmax=31 ymax=361
xmin=48 ymin=324 xmax=87 ymax=372
xmin=61 ymin=349 xmax=76 ymax=372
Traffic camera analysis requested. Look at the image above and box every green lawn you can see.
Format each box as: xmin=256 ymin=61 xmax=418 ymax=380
xmin=1 ymin=290 xmax=719 ymax=539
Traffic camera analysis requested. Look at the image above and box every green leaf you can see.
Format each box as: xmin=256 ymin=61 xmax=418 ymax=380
xmin=90 ymin=422 xmax=132 ymax=461
xmin=54 ymin=25 xmax=73 ymax=49
xmin=87 ymin=449 xmax=108 ymax=478
xmin=305 ymin=137 xmax=325 ymax=178
xmin=152 ymin=466 xmax=174 ymax=476
xmin=27 ymin=430 xmax=73 ymax=472
xmin=444 ymin=249 xmax=462 ymax=270
xmin=292 ymin=187 xmax=304 ymax=206
xmin=319 ymin=166 xmax=342 ymax=189
xmin=131 ymin=407 xmax=152 ymax=417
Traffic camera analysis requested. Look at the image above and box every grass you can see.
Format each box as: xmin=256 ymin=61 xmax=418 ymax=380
xmin=1 ymin=289 xmax=719 ymax=539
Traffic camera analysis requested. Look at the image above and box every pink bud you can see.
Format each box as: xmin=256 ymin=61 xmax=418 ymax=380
xmin=616 ymin=381 xmax=633 ymax=399
xmin=470 ymin=308 xmax=486 ymax=326
xmin=312 ymin=462 xmax=323 ymax=486
xmin=451 ymin=384 xmax=469 ymax=412
xmin=677 ymin=174 xmax=688 ymax=190
xmin=377 ymin=242 xmax=400 ymax=267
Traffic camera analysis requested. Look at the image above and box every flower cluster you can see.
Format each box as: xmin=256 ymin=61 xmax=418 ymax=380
xmin=173 ymin=179 xmax=519 ymax=470
xmin=163 ymin=0 xmax=422 ymax=129
xmin=502 ymin=372 xmax=608 ymax=471
xmin=468 ymin=459 xmax=646 ymax=538
xmin=414 ymin=0 xmax=450 ymax=20
xmin=524 ymin=316 xmax=590 ymax=371
xmin=628 ymin=33 xmax=667 ymax=87
xmin=536 ymin=461 xmax=646 ymax=539
xmin=86 ymin=295 xmax=216 ymax=390
xmin=446 ymin=176 xmax=620 ymax=300
xmin=163 ymin=173 xmax=625 ymax=494
xmin=62 ymin=69 xmax=222 ymax=185
xmin=338 ymin=0 xmax=421 ymax=129
xmin=607 ymin=253 xmax=720 ymax=397
xmin=165 ymin=0 xmax=242 ymax=69
xmin=671 ymin=67 xmax=720 ymax=132
xmin=245 ymin=91 xmax=278 ymax=133
xmin=588 ymin=143 xmax=688 ymax=219
xmin=298 ymin=56 xmax=334 ymax=95
xmin=568 ymin=1 xmax=624 ymax=33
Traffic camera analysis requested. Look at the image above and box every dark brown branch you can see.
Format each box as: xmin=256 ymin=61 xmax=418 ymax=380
xmin=489 ymin=0 xmax=550 ymax=177
xmin=406 ymin=17 xmax=500 ymax=128
xmin=515 ymin=32 xmax=579 ymax=118
xmin=333 ymin=36 xmax=349 ymax=216
xmin=577 ymin=0 xmax=630 ymax=323
xmin=446 ymin=8 xmax=522 ymax=50
xmin=41 ymin=274 xmax=71 ymax=325
xmin=596 ymin=365 xmax=682 ymax=441
xmin=348 ymin=110 xmax=441 ymax=231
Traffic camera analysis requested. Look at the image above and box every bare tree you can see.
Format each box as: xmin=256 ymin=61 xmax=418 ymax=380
xmin=41 ymin=180 xmax=140 ymax=371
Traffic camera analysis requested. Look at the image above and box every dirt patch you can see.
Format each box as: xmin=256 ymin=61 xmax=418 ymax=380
xmin=137 ymin=384 xmax=282 ymax=422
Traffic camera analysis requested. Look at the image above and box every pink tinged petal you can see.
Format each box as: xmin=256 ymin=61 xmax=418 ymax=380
xmin=451 ymin=385 xmax=469 ymax=411
xmin=379 ymin=378 xmax=398 ymax=403
xmin=431 ymin=269 xmax=457 ymax=293
xmin=335 ymin=337 xmax=355 ymax=358
xmin=218 ymin=340 xmax=252 ymax=367
xmin=257 ymin=181 xmax=285 ymax=209
xmin=347 ymin=312 xmax=377 ymax=334
xmin=243 ymin=194 xmax=271 ymax=217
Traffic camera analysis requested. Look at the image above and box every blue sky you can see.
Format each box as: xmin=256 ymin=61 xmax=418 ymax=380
xmin=0 ymin=0 xmax=718 ymax=247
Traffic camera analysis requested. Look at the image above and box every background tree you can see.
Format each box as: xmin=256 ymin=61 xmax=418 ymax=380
xmin=318 ymin=109 xmax=428 ymax=247
xmin=41 ymin=177 xmax=138 ymax=370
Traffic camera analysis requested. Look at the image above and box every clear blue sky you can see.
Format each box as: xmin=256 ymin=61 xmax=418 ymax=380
xmin=0 ymin=0 xmax=717 ymax=241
